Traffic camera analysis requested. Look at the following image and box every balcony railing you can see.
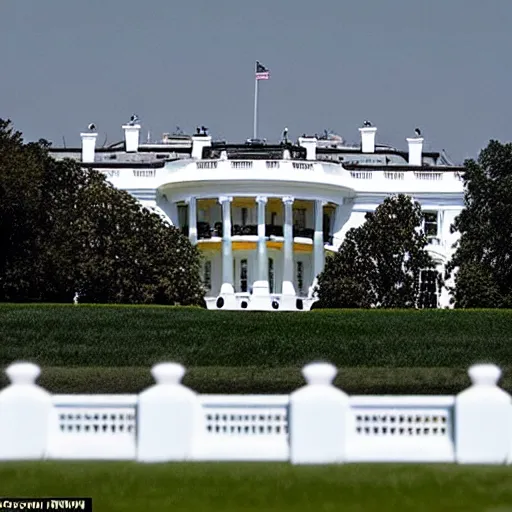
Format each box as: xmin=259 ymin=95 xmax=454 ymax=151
xmin=266 ymin=225 xmax=283 ymax=237
xmin=133 ymin=170 xmax=156 ymax=178
xmin=292 ymin=162 xmax=314 ymax=170
xmin=231 ymin=161 xmax=253 ymax=169
xmin=414 ymin=172 xmax=443 ymax=181
xmin=179 ymin=224 xmax=318 ymax=240
xmin=189 ymin=161 xmax=460 ymax=185
xmin=232 ymin=225 xmax=257 ymax=236
xmin=196 ymin=161 xmax=218 ymax=170
xmin=350 ymin=170 xmax=458 ymax=181
xmin=384 ymin=171 xmax=404 ymax=180
xmin=293 ymin=227 xmax=314 ymax=239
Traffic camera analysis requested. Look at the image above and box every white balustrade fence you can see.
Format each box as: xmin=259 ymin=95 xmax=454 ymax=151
xmin=0 ymin=361 xmax=511 ymax=464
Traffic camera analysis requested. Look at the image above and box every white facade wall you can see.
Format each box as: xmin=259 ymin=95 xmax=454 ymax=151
xmin=92 ymin=157 xmax=464 ymax=310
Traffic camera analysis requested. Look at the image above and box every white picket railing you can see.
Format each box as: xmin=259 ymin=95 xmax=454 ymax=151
xmin=0 ymin=361 xmax=509 ymax=464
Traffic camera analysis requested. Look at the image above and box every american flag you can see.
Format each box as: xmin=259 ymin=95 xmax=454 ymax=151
xmin=255 ymin=61 xmax=270 ymax=80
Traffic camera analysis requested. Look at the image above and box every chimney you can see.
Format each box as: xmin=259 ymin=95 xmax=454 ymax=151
xmin=191 ymin=135 xmax=212 ymax=159
xmin=80 ymin=131 xmax=98 ymax=163
xmin=122 ymin=124 xmax=141 ymax=153
xmin=359 ymin=126 xmax=377 ymax=153
xmin=406 ymin=136 xmax=424 ymax=166
xmin=298 ymin=137 xmax=317 ymax=161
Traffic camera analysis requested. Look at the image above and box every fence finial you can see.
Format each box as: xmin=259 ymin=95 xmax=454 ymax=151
xmin=5 ymin=362 xmax=41 ymax=385
xmin=468 ymin=364 xmax=501 ymax=386
xmin=302 ymin=362 xmax=337 ymax=386
xmin=151 ymin=363 xmax=185 ymax=385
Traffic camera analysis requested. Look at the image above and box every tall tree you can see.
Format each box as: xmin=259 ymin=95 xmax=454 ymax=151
xmin=448 ymin=140 xmax=512 ymax=307
xmin=316 ymin=194 xmax=438 ymax=308
xmin=0 ymin=120 xmax=47 ymax=300
xmin=0 ymin=119 xmax=204 ymax=305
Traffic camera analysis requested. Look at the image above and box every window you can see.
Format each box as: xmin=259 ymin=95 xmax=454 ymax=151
xmin=177 ymin=204 xmax=188 ymax=228
xmin=293 ymin=208 xmax=306 ymax=229
xmin=271 ymin=212 xmax=277 ymax=226
xmin=419 ymin=270 xmax=439 ymax=308
xmin=268 ymin=258 xmax=274 ymax=294
xmin=323 ymin=213 xmax=331 ymax=235
xmin=241 ymin=207 xmax=248 ymax=226
xmin=423 ymin=212 xmax=438 ymax=239
xmin=203 ymin=260 xmax=212 ymax=290
xmin=198 ymin=208 xmax=207 ymax=223
xmin=240 ymin=259 xmax=248 ymax=293
xmin=297 ymin=261 xmax=304 ymax=295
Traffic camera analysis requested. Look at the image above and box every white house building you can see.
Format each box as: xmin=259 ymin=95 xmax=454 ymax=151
xmin=49 ymin=121 xmax=465 ymax=311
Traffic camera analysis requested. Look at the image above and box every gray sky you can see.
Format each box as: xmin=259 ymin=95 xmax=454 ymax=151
xmin=2 ymin=0 xmax=511 ymax=163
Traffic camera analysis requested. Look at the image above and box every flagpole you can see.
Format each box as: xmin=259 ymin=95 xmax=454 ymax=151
xmin=253 ymin=72 xmax=259 ymax=139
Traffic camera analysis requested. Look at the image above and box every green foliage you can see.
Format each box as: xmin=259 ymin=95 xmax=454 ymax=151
xmin=2 ymin=462 xmax=512 ymax=512
xmin=0 ymin=119 xmax=204 ymax=305
xmin=316 ymin=195 xmax=438 ymax=308
xmin=449 ymin=140 xmax=512 ymax=307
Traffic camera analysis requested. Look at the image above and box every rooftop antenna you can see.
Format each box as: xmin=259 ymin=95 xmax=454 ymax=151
xmin=101 ymin=133 xmax=108 ymax=148
xmin=147 ymin=130 xmax=151 ymax=143
xmin=62 ymin=136 xmax=66 ymax=148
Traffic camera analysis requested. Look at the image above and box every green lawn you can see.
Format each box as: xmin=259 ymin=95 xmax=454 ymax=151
xmin=1 ymin=462 xmax=512 ymax=511
xmin=1 ymin=305 xmax=511 ymax=394
xmin=16 ymin=365 xmax=508 ymax=395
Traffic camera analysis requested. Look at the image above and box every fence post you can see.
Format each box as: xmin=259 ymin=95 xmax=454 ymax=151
xmin=289 ymin=362 xmax=350 ymax=464
xmin=137 ymin=362 xmax=202 ymax=462
xmin=455 ymin=364 xmax=512 ymax=464
xmin=0 ymin=362 xmax=53 ymax=460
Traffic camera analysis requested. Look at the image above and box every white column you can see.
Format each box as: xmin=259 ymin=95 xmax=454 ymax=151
xmin=253 ymin=196 xmax=269 ymax=295
xmin=187 ymin=197 xmax=197 ymax=245
xmin=219 ymin=196 xmax=234 ymax=295
xmin=310 ymin=200 xmax=325 ymax=297
xmin=282 ymin=196 xmax=295 ymax=296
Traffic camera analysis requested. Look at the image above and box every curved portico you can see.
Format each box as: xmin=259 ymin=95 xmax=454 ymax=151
xmin=156 ymin=187 xmax=347 ymax=311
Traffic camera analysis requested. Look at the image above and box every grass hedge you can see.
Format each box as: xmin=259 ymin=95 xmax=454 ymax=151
xmin=0 ymin=304 xmax=511 ymax=394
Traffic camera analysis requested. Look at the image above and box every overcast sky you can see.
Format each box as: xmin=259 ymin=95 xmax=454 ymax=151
xmin=2 ymin=0 xmax=511 ymax=163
